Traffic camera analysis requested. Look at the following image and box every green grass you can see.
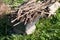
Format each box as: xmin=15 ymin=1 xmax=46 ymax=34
xmin=1 ymin=7 xmax=59 ymax=40
xmin=0 ymin=0 xmax=60 ymax=40
xmin=4 ymin=0 xmax=24 ymax=7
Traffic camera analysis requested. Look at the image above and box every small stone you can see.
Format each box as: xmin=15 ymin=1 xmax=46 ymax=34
xmin=25 ymin=23 xmax=36 ymax=35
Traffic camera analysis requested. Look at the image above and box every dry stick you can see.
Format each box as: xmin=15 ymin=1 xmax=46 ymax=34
xmin=32 ymin=12 xmax=38 ymax=21
xmin=24 ymin=18 xmax=28 ymax=24
xmin=40 ymin=10 xmax=45 ymax=17
xmin=17 ymin=9 xmax=22 ymax=19
xmin=23 ymin=4 xmax=36 ymax=11
xmin=24 ymin=0 xmax=36 ymax=6
xmin=19 ymin=0 xmax=36 ymax=9
xmin=13 ymin=18 xmax=26 ymax=26
xmin=24 ymin=12 xmax=33 ymax=24
xmin=13 ymin=22 xmax=21 ymax=26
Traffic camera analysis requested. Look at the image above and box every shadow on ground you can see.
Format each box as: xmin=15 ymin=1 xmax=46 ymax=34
xmin=0 ymin=14 xmax=26 ymax=37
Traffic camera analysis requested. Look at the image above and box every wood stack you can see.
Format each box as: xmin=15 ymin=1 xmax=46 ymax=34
xmin=0 ymin=0 xmax=57 ymax=22
xmin=11 ymin=0 xmax=57 ymax=26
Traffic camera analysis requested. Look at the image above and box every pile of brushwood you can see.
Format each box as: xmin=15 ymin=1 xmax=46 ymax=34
xmin=10 ymin=0 xmax=57 ymax=26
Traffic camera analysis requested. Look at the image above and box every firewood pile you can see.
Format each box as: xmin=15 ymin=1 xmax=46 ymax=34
xmin=0 ymin=0 xmax=58 ymax=26
xmin=10 ymin=0 xmax=57 ymax=26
